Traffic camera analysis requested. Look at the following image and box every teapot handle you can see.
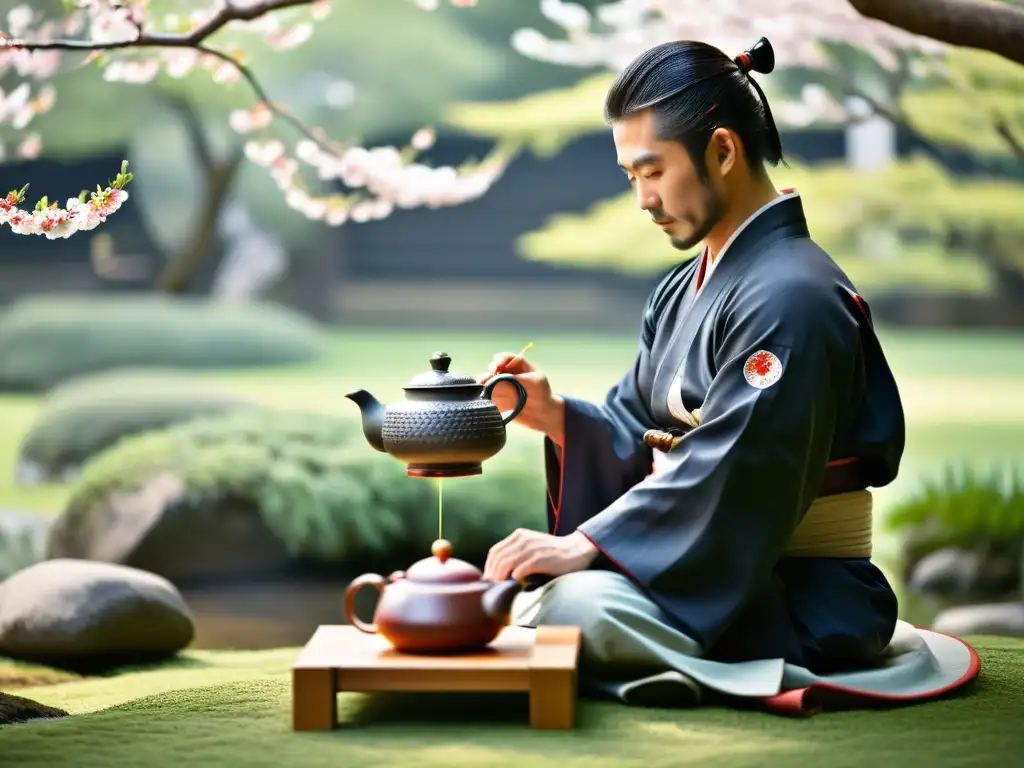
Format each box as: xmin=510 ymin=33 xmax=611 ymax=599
xmin=344 ymin=573 xmax=387 ymax=634
xmin=482 ymin=373 xmax=528 ymax=426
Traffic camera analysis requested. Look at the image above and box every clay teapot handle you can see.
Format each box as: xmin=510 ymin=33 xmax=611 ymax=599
xmin=344 ymin=573 xmax=387 ymax=634
xmin=482 ymin=373 xmax=528 ymax=425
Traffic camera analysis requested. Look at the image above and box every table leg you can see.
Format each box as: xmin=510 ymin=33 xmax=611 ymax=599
xmin=528 ymin=626 xmax=581 ymax=730
xmin=529 ymin=668 xmax=576 ymax=729
xmin=292 ymin=668 xmax=337 ymax=731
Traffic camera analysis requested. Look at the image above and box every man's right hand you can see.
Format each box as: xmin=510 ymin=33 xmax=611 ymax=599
xmin=481 ymin=353 xmax=565 ymax=445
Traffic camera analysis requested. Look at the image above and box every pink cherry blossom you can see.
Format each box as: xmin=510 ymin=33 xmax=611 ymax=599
xmin=230 ymin=103 xmax=274 ymax=134
xmin=1 ymin=164 xmax=132 ymax=239
xmin=17 ymin=133 xmax=42 ymax=159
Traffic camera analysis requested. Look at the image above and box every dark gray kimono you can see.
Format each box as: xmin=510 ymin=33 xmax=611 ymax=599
xmin=544 ymin=196 xmax=906 ymax=674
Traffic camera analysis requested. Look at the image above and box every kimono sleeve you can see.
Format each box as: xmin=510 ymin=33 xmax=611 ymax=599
xmin=545 ymin=359 xmax=656 ymax=535
xmin=543 ymin=298 xmax=665 ymax=536
xmin=574 ymin=283 xmax=860 ymax=647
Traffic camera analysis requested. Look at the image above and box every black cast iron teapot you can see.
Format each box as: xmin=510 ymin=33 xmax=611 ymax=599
xmin=345 ymin=351 xmax=528 ymax=478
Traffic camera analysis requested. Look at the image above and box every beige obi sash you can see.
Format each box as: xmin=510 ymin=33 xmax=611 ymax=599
xmin=645 ymin=428 xmax=873 ymax=559
xmin=783 ymin=490 xmax=873 ymax=558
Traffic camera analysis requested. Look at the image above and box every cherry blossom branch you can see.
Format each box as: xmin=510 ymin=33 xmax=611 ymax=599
xmin=191 ymin=40 xmax=340 ymax=155
xmin=506 ymin=1 xmax=950 ymax=130
xmin=1 ymin=161 xmax=133 ymax=239
xmin=2 ymin=0 xmax=341 ymax=154
xmin=1 ymin=0 xmax=500 ymax=240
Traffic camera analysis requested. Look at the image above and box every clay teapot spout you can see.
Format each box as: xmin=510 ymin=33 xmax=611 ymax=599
xmin=480 ymin=577 xmax=525 ymax=624
xmin=345 ymin=389 xmax=386 ymax=453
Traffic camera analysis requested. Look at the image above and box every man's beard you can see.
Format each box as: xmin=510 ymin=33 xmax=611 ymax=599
xmin=668 ymin=183 xmax=727 ymax=251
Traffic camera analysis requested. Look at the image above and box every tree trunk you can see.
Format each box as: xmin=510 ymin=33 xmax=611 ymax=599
xmin=155 ymin=151 xmax=243 ymax=294
xmin=848 ymin=0 xmax=1024 ymax=68
xmin=978 ymin=227 xmax=1024 ymax=306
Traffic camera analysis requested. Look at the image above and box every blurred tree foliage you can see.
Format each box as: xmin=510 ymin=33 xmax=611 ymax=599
xmin=902 ymin=48 xmax=1024 ymax=164
xmin=446 ymin=72 xmax=614 ymax=158
xmin=446 ymin=43 xmax=1024 ymax=298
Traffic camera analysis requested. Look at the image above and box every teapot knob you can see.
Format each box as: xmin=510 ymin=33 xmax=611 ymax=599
xmin=429 ymin=352 xmax=452 ymax=372
xmin=431 ymin=538 xmax=453 ymax=563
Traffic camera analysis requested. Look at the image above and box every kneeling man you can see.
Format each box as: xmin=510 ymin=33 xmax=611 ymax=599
xmin=481 ymin=36 xmax=905 ymax=707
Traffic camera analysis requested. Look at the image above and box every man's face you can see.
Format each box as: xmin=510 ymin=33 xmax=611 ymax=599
xmin=612 ymin=109 xmax=727 ymax=251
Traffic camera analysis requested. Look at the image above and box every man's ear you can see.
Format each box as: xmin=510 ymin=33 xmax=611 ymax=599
xmin=709 ymin=127 xmax=738 ymax=176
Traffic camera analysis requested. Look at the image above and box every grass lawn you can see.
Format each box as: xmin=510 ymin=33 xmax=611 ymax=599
xmin=0 ymin=635 xmax=1021 ymax=767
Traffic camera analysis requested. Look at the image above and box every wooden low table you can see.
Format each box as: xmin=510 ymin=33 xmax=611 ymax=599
xmin=291 ymin=624 xmax=581 ymax=731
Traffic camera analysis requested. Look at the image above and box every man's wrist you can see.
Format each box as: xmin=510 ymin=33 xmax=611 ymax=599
xmin=541 ymin=394 xmax=566 ymax=447
xmin=567 ymin=529 xmax=599 ymax=566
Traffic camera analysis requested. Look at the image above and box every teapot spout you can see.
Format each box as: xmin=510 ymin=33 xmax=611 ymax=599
xmin=481 ymin=578 xmax=525 ymax=624
xmin=345 ymin=389 xmax=386 ymax=453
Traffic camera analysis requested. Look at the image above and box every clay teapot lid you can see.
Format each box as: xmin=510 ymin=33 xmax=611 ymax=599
xmin=403 ymin=352 xmax=480 ymax=390
xmin=404 ymin=539 xmax=483 ymax=584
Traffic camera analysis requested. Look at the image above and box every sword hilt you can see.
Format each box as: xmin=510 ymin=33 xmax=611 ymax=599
xmin=643 ymin=429 xmax=685 ymax=452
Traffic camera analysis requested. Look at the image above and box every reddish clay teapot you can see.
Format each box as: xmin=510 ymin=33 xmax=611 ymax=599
xmin=343 ymin=539 xmax=525 ymax=654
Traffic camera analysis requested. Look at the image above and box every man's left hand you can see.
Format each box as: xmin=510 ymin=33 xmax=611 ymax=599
xmin=483 ymin=528 xmax=599 ymax=582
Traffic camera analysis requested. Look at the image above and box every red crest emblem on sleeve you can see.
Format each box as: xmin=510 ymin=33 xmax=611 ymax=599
xmin=743 ymin=350 xmax=782 ymax=389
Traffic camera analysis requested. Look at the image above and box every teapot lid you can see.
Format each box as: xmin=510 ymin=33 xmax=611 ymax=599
xmin=404 ymin=539 xmax=483 ymax=584
xmin=404 ymin=352 xmax=480 ymax=390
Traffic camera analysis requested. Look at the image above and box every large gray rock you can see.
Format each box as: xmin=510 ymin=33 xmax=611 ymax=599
xmin=0 ymin=558 xmax=194 ymax=668
xmin=47 ymin=472 xmax=294 ymax=586
xmin=932 ymin=602 xmax=1024 ymax=638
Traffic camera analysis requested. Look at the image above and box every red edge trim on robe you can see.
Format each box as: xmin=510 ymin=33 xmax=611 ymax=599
xmin=758 ymin=634 xmax=982 ymax=716
xmin=580 ymin=509 xmax=983 ymax=717
xmin=575 ymin=528 xmax=649 ymax=592
xmin=547 ymin=435 xmax=566 ymax=536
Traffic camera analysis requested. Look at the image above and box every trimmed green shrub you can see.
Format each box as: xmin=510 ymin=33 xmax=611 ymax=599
xmin=886 ymin=464 xmax=1024 ymax=578
xmin=886 ymin=464 xmax=1024 ymax=544
xmin=63 ymin=409 xmax=547 ymax=566
xmin=0 ymin=295 xmax=325 ymax=391
xmin=18 ymin=369 xmax=253 ymax=483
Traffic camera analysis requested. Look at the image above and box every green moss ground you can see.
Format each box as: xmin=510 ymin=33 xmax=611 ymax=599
xmin=1 ymin=636 xmax=1022 ymax=767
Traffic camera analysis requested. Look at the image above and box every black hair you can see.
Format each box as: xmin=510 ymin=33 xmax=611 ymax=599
xmin=604 ymin=37 xmax=785 ymax=178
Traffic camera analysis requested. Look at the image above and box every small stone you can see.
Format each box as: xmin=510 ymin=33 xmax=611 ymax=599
xmin=0 ymin=691 xmax=69 ymax=726
xmin=907 ymin=547 xmax=1018 ymax=601
xmin=932 ymin=602 xmax=1024 ymax=638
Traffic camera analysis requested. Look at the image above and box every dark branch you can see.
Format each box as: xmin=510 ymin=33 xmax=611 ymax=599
xmin=993 ymin=118 xmax=1024 ymax=164
xmin=193 ymin=43 xmax=341 ymax=154
xmin=848 ymin=0 xmax=1024 ymax=68
xmin=4 ymin=0 xmax=315 ymax=53
xmin=155 ymin=90 xmax=216 ymax=171
xmin=830 ymin=66 xmax=964 ymax=167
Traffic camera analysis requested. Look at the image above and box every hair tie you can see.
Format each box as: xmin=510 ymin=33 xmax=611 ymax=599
xmin=733 ymin=37 xmax=774 ymax=76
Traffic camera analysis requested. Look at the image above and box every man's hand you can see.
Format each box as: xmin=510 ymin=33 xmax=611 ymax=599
xmin=480 ymin=353 xmax=565 ymax=445
xmin=483 ymin=528 xmax=599 ymax=582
